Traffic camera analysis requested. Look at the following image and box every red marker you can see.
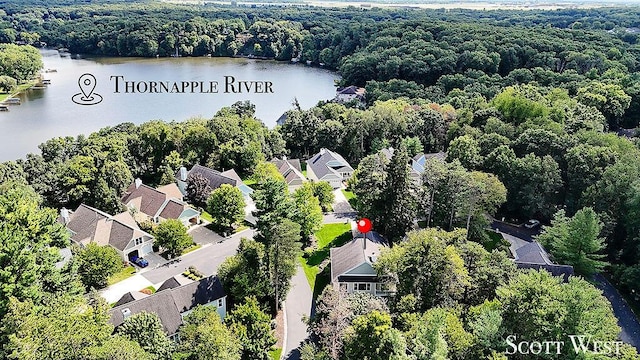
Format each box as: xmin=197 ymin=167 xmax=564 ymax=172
xmin=357 ymin=218 xmax=372 ymax=233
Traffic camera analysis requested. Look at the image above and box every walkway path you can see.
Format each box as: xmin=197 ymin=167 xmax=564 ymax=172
xmin=283 ymin=266 xmax=313 ymax=360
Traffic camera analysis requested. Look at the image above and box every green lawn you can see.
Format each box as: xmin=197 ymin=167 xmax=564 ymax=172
xmin=107 ymin=265 xmax=136 ymax=286
xmin=341 ymin=190 xmax=357 ymax=209
xmin=200 ymin=210 xmax=213 ymax=222
xmin=269 ymin=347 xmax=282 ymax=360
xmin=0 ymin=82 xmax=34 ymax=102
xmin=243 ymin=178 xmax=257 ymax=187
xmin=299 ymin=223 xmax=352 ymax=294
xmin=182 ymin=243 xmax=202 ymax=255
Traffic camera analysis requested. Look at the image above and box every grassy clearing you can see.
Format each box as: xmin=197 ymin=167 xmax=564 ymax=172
xmin=341 ymin=189 xmax=357 ymax=209
xmin=299 ymin=223 xmax=352 ymax=294
xmin=182 ymin=243 xmax=202 ymax=255
xmin=200 ymin=210 xmax=213 ymax=222
xmin=0 ymin=82 xmax=36 ymax=102
xmin=269 ymin=348 xmax=282 ymax=360
xmin=107 ymin=265 xmax=136 ymax=286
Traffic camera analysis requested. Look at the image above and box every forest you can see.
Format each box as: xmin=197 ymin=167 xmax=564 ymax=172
xmin=0 ymin=0 xmax=640 ymax=359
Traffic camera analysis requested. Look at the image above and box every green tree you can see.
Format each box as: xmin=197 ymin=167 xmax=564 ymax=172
xmin=380 ymin=145 xmax=417 ymax=244
xmin=293 ymin=183 xmax=323 ymax=240
xmin=218 ymin=238 xmax=272 ymax=307
xmin=447 ymin=135 xmax=482 ymax=170
xmin=343 ymin=311 xmax=410 ymax=360
xmin=348 ymin=152 xmax=387 ymax=224
xmin=537 ymin=207 xmax=608 ymax=276
xmin=207 ymin=184 xmax=246 ymax=232
xmin=311 ymin=181 xmax=335 ymax=212
xmin=77 ymin=243 xmax=123 ymax=290
xmin=2 ymin=294 xmax=113 ymax=360
xmin=251 ymin=161 xmax=284 ymax=185
xmin=87 ymin=335 xmax=155 ymax=360
xmin=577 ymin=81 xmax=631 ymax=128
xmin=267 ymin=219 xmax=301 ymax=311
xmin=375 ymin=229 xmax=469 ymax=311
xmin=405 ymin=308 xmax=473 ymax=360
xmin=178 ymin=306 xmax=241 ymax=360
xmin=117 ymin=312 xmax=173 ymax=359
xmin=0 ymin=75 xmax=17 ymax=93
xmin=154 ymin=219 xmax=193 ymax=257
xmin=227 ymin=297 xmax=276 ymax=360
xmin=252 ymin=177 xmax=293 ymax=244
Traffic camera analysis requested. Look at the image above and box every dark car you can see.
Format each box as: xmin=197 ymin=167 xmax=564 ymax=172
xmin=524 ymin=219 xmax=541 ymax=229
xmin=129 ymin=255 xmax=149 ymax=268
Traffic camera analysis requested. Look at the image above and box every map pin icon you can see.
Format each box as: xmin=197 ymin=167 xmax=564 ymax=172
xmin=78 ymin=73 xmax=96 ymax=101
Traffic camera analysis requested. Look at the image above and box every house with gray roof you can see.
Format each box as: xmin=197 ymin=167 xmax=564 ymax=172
xmin=121 ymin=179 xmax=200 ymax=227
xmin=271 ymin=157 xmax=307 ymax=190
xmin=176 ymin=164 xmax=254 ymax=199
xmin=307 ymin=148 xmax=353 ymax=189
xmin=514 ymin=241 xmax=574 ymax=281
xmin=412 ymin=152 xmax=447 ymax=174
xmin=59 ymin=204 xmax=155 ymax=262
xmin=335 ymin=86 xmax=366 ymax=103
xmin=330 ymin=234 xmax=391 ymax=296
xmin=109 ymin=275 xmax=227 ymax=339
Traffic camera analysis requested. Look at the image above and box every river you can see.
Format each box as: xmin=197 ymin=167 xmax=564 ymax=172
xmin=0 ymin=49 xmax=339 ymax=161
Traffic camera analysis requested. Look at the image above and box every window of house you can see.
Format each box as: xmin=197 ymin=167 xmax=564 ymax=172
xmin=356 ymin=283 xmax=371 ymax=291
xmin=217 ymin=298 xmax=223 ymax=307
xmin=134 ymin=237 xmax=143 ymax=246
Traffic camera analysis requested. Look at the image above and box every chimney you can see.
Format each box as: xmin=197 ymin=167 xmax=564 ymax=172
xmin=134 ymin=178 xmax=142 ymax=189
xmin=60 ymin=208 xmax=70 ymax=224
xmin=320 ymin=148 xmax=326 ymax=155
xmin=179 ymin=167 xmax=188 ymax=181
xmin=121 ymin=308 xmax=132 ymax=319
xmin=282 ymin=154 xmax=287 ymax=161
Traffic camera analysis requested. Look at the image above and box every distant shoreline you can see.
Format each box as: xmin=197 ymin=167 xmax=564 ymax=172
xmin=163 ymin=0 xmax=623 ymax=10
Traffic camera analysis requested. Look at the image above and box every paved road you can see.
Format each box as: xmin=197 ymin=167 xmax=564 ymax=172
xmin=323 ymin=212 xmax=356 ymax=224
xmin=490 ymin=220 xmax=540 ymax=242
xmin=284 ymin=266 xmax=313 ymax=360
xmin=593 ymin=274 xmax=640 ymax=351
xmin=142 ymin=229 xmax=254 ymax=284
xmin=332 ymin=188 xmax=355 ymax=214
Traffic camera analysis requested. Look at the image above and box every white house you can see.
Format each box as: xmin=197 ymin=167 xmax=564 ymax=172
xmin=306 ymin=148 xmax=354 ymax=189
xmin=335 ymin=86 xmax=366 ymax=103
xmin=271 ymin=157 xmax=307 ymax=190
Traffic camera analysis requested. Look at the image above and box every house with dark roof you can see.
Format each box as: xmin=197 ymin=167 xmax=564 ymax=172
xmin=514 ymin=241 xmax=574 ymax=281
xmin=412 ymin=152 xmax=447 ymax=174
xmin=59 ymin=204 xmax=155 ymax=262
xmin=271 ymin=157 xmax=307 ymax=190
xmin=306 ymin=148 xmax=353 ymax=189
xmin=330 ymin=234 xmax=391 ymax=296
xmin=110 ymin=275 xmax=227 ymax=340
xmin=335 ymin=86 xmax=366 ymax=103
xmin=121 ymin=179 xmax=200 ymax=227
xmin=176 ymin=164 xmax=254 ymax=199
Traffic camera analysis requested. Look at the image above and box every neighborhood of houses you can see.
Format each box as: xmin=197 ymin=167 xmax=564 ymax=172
xmin=55 ymin=144 xmax=572 ymax=355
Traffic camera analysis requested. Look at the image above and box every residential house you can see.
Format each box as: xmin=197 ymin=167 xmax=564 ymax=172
xmin=59 ymin=204 xmax=154 ymax=262
xmin=513 ymin=241 xmax=574 ymax=282
xmin=110 ymin=275 xmax=227 ymax=340
xmin=121 ymin=178 xmax=200 ymax=227
xmin=335 ymin=86 xmax=366 ymax=103
xmin=306 ymin=148 xmax=354 ymax=189
xmin=176 ymin=164 xmax=254 ymax=200
xmin=330 ymin=233 xmax=391 ymax=296
xmin=271 ymin=156 xmax=307 ymax=190
xmin=380 ymin=147 xmax=421 ymax=184
xmin=412 ymin=152 xmax=447 ymax=174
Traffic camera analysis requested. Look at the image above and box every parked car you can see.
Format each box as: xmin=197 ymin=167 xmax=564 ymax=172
xmin=524 ymin=219 xmax=541 ymax=229
xmin=129 ymin=255 xmax=149 ymax=268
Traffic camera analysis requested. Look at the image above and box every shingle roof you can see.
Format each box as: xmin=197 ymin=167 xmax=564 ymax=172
xmin=114 ymin=291 xmax=149 ymax=307
xmin=188 ymin=164 xmax=237 ymax=189
xmin=307 ymin=148 xmax=353 ymax=180
xmin=158 ymin=199 xmax=186 ymax=220
xmin=110 ymin=275 xmax=226 ymax=335
xmin=157 ymin=183 xmax=184 ymax=201
xmin=121 ymin=183 xmax=167 ymax=218
xmin=412 ymin=152 xmax=447 ymax=173
xmin=157 ymin=275 xmax=192 ymax=292
xmin=271 ymin=158 xmax=302 ymax=172
xmin=61 ymin=204 xmax=151 ymax=252
xmin=330 ymin=237 xmax=383 ymax=283
xmin=273 ymin=158 xmax=306 ymax=185
xmin=514 ymin=241 xmax=574 ymax=281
